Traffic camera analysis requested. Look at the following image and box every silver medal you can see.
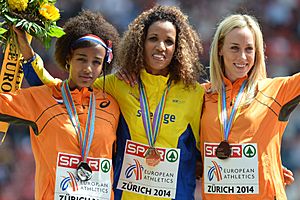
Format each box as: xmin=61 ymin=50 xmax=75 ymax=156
xmin=76 ymin=161 xmax=92 ymax=181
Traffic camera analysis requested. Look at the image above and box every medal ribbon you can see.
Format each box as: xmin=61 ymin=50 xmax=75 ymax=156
xmin=218 ymin=80 xmax=247 ymax=141
xmin=139 ymin=79 xmax=171 ymax=147
xmin=61 ymin=80 xmax=96 ymax=162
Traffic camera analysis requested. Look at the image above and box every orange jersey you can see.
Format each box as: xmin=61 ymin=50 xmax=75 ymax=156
xmin=0 ymin=83 xmax=119 ymax=199
xmin=200 ymin=73 xmax=300 ymax=200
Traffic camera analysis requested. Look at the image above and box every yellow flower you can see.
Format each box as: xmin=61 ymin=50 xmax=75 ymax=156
xmin=7 ymin=0 xmax=28 ymax=11
xmin=39 ymin=3 xmax=60 ymax=21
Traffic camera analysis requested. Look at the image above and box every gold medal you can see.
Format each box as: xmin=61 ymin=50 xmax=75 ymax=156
xmin=145 ymin=147 xmax=161 ymax=167
xmin=216 ymin=140 xmax=231 ymax=159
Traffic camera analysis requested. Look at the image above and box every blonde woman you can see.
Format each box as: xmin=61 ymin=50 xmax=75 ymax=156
xmin=200 ymin=14 xmax=299 ymax=200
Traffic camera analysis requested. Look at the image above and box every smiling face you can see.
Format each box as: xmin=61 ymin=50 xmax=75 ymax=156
xmin=219 ymin=27 xmax=256 ymax=82
xmin=68 ymin=44 xmax=106 ymax=90
xmin=144 ymin=20 xmax=176 ymax=76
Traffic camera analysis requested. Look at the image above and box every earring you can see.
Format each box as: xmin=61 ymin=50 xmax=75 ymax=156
xmin=65 ymin=63 xmax=70 ymax=71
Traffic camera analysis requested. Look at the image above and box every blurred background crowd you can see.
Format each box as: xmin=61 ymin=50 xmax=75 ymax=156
xmin=0 ymin=0 xmax=300 ymax=199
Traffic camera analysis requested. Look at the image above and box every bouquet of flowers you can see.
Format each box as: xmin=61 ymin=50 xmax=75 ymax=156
xmin=0 ymin=0 xmax=65 ymax=51
xmin=0 ymin=0 xmax=65 ymax=140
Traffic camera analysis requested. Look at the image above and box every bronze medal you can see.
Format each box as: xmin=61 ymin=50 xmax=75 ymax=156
xmin=145 ymin=147 xmax=161 ymax=167
xmin=216 ymin=140 xmax=231 ymax=159
xmin=77 ymin=161 xmax=93 ymax=181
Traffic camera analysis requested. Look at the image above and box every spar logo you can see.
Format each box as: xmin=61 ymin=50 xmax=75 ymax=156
xmin=125 ymin=159 xmax=144 ymax=180
xmin=125 ymin=140 xmax=166 ymax=160
xmin=60 ymin=172 xmax=79 ymax=192
xmin=207 ymin=160 xmax=223 ymax=182
xmin=205 ymin=143 xmax=242 ymax=158
xmin=56 ymin=153 xmax=102 ymax=191
xmin=58 ymin=153 xmax=100 ymax=170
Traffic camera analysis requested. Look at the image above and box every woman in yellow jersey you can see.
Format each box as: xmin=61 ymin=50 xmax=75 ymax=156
xmin=18 ymin=5 xmax=205 ymax=199
xmin=1 ymin=10 xmax=120 ymax=199
xmin=103 ymin=6 xmax=205 ymax=200
xmin=200 ymin=14 xmax=299 ymax=200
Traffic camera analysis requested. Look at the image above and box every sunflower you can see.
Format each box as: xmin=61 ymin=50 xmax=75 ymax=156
xmin=7 ymin=0 xmax=28 ymax=12
xmin=39 ymin=3 xmax=60 ymax=21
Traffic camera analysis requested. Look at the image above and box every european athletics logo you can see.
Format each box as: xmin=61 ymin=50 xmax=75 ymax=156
xmin=125 ymin=159 xmax=144 ymax=180
xmin=207 ymin=161 xmax=222 ymax=182
xmin=60 ymin=172 xmax=79 ymax=192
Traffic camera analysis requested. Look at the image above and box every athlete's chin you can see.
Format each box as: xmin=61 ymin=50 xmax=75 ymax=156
xmin=78 ymin=82 xmax=93 ymax=89
xmin=235 ymin=70 xmax=250 ymax=78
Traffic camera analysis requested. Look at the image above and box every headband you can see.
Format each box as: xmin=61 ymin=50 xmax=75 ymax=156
xmin=71 ymin=34 xmax=113 ymax=64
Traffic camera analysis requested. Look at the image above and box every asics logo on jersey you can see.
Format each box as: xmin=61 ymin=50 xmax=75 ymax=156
xmin=100 ymin=100 xmax=110 ymax=108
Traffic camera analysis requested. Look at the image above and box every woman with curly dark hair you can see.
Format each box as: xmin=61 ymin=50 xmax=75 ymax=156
xmin=19 ymin=5 xmax=205 ymax=199
xmin=94 ymin=6 xmax=205 ymax=199
xmin=4 ymin=10 xmax=120 ymax=199
xmin=21 ymin=10 xmax=120 ymax=85
xmin=115 ymin=5 xmax=204 ymax=87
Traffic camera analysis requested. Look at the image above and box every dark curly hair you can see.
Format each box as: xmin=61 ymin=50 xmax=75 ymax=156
xmin=55 ymin=10 xmax=120 ymax=72
xmin=117 ymin=5 xmax=204 ymax=87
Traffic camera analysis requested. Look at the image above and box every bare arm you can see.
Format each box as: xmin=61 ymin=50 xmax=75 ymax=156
xmin=13 ymin=26 xmax=35 ymax=60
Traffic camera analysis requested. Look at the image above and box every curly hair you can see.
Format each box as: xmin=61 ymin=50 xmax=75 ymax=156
xmin=117 ymin=5 xmax=204 ymax=87
xmin=54 ymin=10 xmax=120 ymax=72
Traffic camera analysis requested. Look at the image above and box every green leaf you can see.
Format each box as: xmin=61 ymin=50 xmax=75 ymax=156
xmin=3 ymin=14 xmax=17 ymax=23
xmin=27 ymin=22 xmax=33 ymax=31
xmin=16 ymin=19 xmax=27 ymax=27
xmin=30 ymin=23 xmax=43 ymax=36
xmin=48 ymin=26 xmax=65 ymax=38
xmin=0 ymin=27 xmax=7 ymax=35
xmin=22 ymin=22 xmax=30 ymax=30
xmin=48 ymin=0 xmax=57 ymax=4
xmin=0 ymin=0 xmax=8 ymax=12
xmin=0 ymin=36 xmax=6 ymax=42
xmin=43 ymin=36 xmax=51 ymax=49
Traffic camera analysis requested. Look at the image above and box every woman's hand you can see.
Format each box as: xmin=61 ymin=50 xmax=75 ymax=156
xmin=282 ymin=165 xmax=294 ymax=185
xmin=115 ymin=68 xmax=138 ymax=87
xmin=13 ymin=26 xmax=35 ymax=60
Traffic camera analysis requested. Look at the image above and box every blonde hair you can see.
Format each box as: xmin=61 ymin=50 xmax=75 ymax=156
xmin=209 ymin=14 xmax=267 ymax=104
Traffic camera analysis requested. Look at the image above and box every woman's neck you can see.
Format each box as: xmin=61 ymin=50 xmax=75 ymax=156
xmin=145 ymin=67 xmax=169 ymax=77
xmin=67 ymin=80 xmax=79 ymax=90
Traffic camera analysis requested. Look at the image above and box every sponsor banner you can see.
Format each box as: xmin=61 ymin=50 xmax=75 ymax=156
xmin=54 ymin=152 xmax=112 ymax=200
xmin=117 ymin=140 xmax=180 ymax=198
xmin=204 ymin=143 xmax=259 ymax=194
